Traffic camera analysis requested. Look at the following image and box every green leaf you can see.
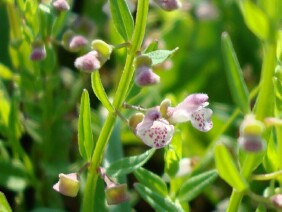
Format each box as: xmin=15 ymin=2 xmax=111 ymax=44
xmin=109 ymin=0 xmax=134 ymax=41
xmin=134 ymin=167 xmax=168 ymax=197
xmin=0 ymin=160 xmax=27 ymax=192
xmin=0 ymin=63 xmax=18 ymax=81
xmin=239 ymin=0 xmax=269 ymax=40
xmin=277 ymin=31 xmax=282 ymax=63
xmin=215 ymin=144 xmax=248 ymax=192
xmin=0 ymin=81 xmax=11 ymax=128
xmin=91 ymin=72 xmax=114 ymax=113
xmin=144 ymin=48 xmax=179 ymax=66
xmin=106 ymin=148 xmax=156 ymax=177
xmin=177 ymin=170 xmax=218 ymax=202
xmin=134 ymin=183 xmax=183 ymax=212
xmin=78 ymin=89 xmax=94 ymax=160
xmin=144 ymin=40 xmax=159 ymax=53
xmin=221 ymin=32 xmax=250 ymax=114
xmin=0 ymin=192 xmax=12 ymax=212
xmin=164 ymin=147 xmax=180 ymax=177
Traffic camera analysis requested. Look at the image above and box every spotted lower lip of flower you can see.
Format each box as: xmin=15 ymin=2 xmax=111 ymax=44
xmin=135 ymin=110 xmax=174 ymax=148
xmin=190 ymin=108 xmax=213 ymax=132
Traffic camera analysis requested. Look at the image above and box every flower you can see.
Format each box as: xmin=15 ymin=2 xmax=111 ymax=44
xmin=30 ymin=42 xmax=46 ymax=61
xmin=238 ymin=135 xmax=265 ymax=152
xmin=166 ymin=93 xmax=213 ymax=132
xmin=52 ymin=0 xmax=70 ymax=11
xmin=153 ymin=0 xmax=182 ymax=11
xmin=74 ymin=51 xmax=101 ymax=72
xmin=135 ymin=109 xmax=174 ymax=148
xmin=53 ymin=173 xmax=80 ymax=197
xmin=135 ymin=66 xmax=160 ymax=87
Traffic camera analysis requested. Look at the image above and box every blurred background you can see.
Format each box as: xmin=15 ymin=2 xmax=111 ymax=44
xmin=0 ymin=0 xmax=263 ymax=211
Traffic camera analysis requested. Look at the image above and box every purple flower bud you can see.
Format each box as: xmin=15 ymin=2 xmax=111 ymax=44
xmin=68 ymin=35 xmax=88 ymax=52
xmin=74 ymin=51 xmax=101 ymax=72
xmin=238 ymin=135 xmax=265 ymax=152
xmin=30 ymin=44 xmax=46 ymax=61
xmin=136 ymin=109 xmax=174 ymax=148
xmin=52 ymin=0 xmax=70 ymax=12
xmin=53 ymin=173 xmax=80 ymax=197
xmin=135 ymin=66 xmax=160 ymax=87
xmin=153 ymin=0 xmax=182 ymax=11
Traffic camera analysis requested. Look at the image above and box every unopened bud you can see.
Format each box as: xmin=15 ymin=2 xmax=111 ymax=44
xmin=91 ymin=40 xmax=112 ymax=64
xmin=160 ymin=99 xmax=171 ymax=118
xmin=53 ymin=173 xmax=80 ymax=197
xmin=105 ymin=184 xmax=129 ymax=205
xmin=134 ymin=55 xmax=152 ymax=69
xmin=74 ymin=51 xmax=101 ymax=72
xmin=238 ymin=135 xmax=265 ymax=153
xmin=135 ymin=66 xmax=160 ymax=87
xmin=129 ymin=113 xmax=144 ymax=133
xmin=153 ymin=0 xmax=182 ymax=11
xmin=52 ymin=0 xmax=70 ymax=11
xmin=240 ymin=115 xmax=265 ymax=136
xmin=30 ymin=41 xmax=46 ymax=61
xmin=271 ymin=194 xmax=282 ymax=209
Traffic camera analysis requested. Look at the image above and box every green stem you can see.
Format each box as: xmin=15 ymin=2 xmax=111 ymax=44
xmin=81 ymin=1 xmax=149 ymax=211
xmin=227 ymin=42 xmax=277 ymax=211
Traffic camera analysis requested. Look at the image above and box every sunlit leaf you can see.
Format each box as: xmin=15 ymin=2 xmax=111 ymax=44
xmin=134 ymin=167 xmax=168 ymax=197
xmin=91 ymin=72 xmax=114 ymax=113
xmin=164 ymin=147 xmax=179 ymax=177
xmin=144 ymin=40 xmax=159 ymax=53
xmin=177 ymin=170 xmax=218 ymax=202
xmin=106 ymin=148 xmax=156 ymax=177
xmin=134 ymin=183 xmax=183 ymax=212
xmin=0 ymin=192 xmax=12 ymax=212
xmin=144 ymin=48 xmax=178 ymax=66
xmin=78 ymin=89 xmax=94 ymax=160
xmin=222 ymin=32 xmax=250 ymax=114
xmin=109 ymin=0 xmax=134 ymax=41
xmin=239 ymin=0 xmax=269 ymax=40
xmin=215 ymin=144 xmax=248 ymax=191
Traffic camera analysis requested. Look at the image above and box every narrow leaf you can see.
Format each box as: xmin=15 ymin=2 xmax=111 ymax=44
xmin=109 ymin=0 xmax=134 ymax=41
xmin=164 ymin=147 xmax=180 ymax=177
xmin=91 ymin=72 xmax=114 ymax=113
xmin=215 ymin=144 xmax=248 ymax=191
xmin=239 ymin=0 xmax=269 ymax=40
xmin=134 ymin=183 xmax=183 ymax=212
xmin=0 ymin=192 xmax=12 ymax=212
xmin=106 ymin=148 xmax=156 ymax=177
xmin=144 ymin=40 xmax=159 ymax=53
xmin=177 ymin=170 xmax=218 ymax=202
xmin=78 ymin=89 xmax=94 ymax=160
xmin=222 ymin=32 xmax=250 ymax=114
xmin=134 ymin=167 xmax=168 ymax=197
xmin=144 ymin=48 xmax=179 ymax=66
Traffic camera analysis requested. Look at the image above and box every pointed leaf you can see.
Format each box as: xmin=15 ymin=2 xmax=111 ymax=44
xmin=134 ymin=167 xmax=168 ymax=197
xmin=177 ymin=170 xmax=218 ymax=202
xmin=215 ymin=144 xmax=248 ymax=191
xmin=0 ymin=192 xmax=12 ymax=212
xmin=222 ymin=32 xmax=250 ymax=114
xmin=144 ymin=40 xmax=159 ymax=53
xmin=239 ymin=0 xmax=269 ymax=40
xmin=144 ymin=48 xmax=179 ymax=66
xmin=78 ymin=89 xmax=94 ymax=160
xmin=91 ymin=72 xmax=114 ymax=113
xmin=106 ymin=148 xmax=156 ymax=177
xmin=134 ymin=183 xmax=183 ymax=212
xmin=109 ymin=0 xmax=134 ymax=41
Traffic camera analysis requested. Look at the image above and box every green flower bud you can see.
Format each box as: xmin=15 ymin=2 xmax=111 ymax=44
xmin=91 ymin=39 xmax=112 ymax=64
xmin=240 ymin=114 xmax=265 ymax=136
xmin=129 ymin=113 xmax=144 ymax=133
xmin=53 ymin=173 xmax=80 ymax=197
xmin=160 ymin=98 xmax=171 ymax=118
xmin=134 ymin=55 xmax=152 ymax=68
xmin=105 ymin=184 xmax=129 ymax=205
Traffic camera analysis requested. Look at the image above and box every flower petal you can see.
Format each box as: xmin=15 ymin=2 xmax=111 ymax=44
xmin=190 ymin=108 xmax=213 ymax=132
xmin=136 ymin=119 xmax=174 ymax=148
